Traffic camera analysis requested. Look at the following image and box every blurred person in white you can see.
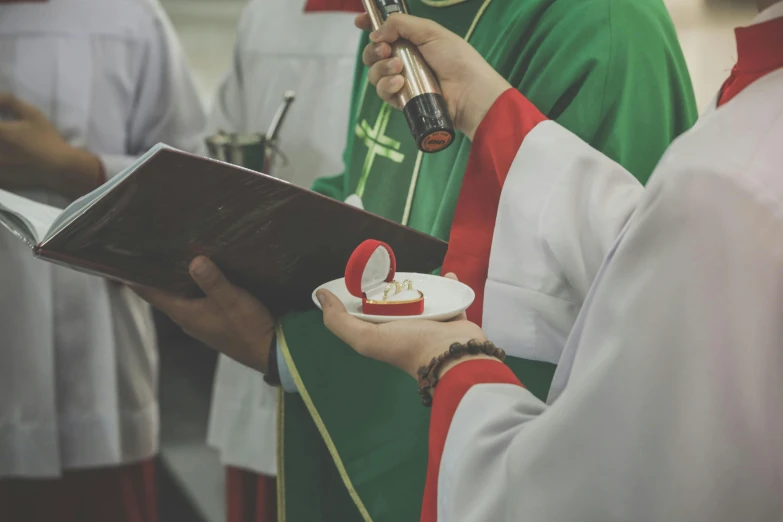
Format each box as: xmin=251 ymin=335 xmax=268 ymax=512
xmin=204 ymin=0 xmax=361 ymax=520
xmin=0 ymin=0 xmax=204 ymax=520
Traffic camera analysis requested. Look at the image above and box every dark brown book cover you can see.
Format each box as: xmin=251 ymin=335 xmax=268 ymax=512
xmin=34 ymin=147 xmax=448 ymax=315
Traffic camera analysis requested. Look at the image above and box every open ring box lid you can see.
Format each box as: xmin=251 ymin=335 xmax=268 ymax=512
xmin=345 ymin=240 xmax=425 ymax=316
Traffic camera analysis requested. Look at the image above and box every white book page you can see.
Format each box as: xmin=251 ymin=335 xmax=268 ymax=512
xmin=0 ymin=188 xmax=62 ymax=245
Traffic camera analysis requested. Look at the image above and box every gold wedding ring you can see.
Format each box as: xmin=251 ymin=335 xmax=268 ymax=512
xmin=382 ymin=279 xmax=416 ymax=301
xmin=383 ymin=281 xmax=400 ymax=301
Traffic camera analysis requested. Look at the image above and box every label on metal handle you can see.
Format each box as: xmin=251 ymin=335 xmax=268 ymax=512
xmin=375 ymin=0 xmax=408 ymax=19
xmin=364 ymin=0 xmax=454 ymax=153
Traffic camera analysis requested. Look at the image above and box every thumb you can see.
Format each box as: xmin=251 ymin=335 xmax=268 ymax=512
xmin=443 ymin=272 xmax=459 ymax=282
xmin=371 ymin=13 xmax=450 ymax=47
xmin=317 ymin=289 xmax=375 ymax=352
xmin=0 ymin=93 xmax=39 ymax=120
xmin=317 ymin=289 xmax=347 ymax=315
xmin=189 ymin=256 xmax=238 ymax=309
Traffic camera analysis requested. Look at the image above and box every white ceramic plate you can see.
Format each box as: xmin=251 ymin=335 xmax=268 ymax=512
xmin=312 ymin=272 xmax=475 ymax=324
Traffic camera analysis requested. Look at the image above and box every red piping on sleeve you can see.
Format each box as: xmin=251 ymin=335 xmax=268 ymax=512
xmin=420 ymin=359 xmax=522 ymax=522
xmin=442 ymin=88 xmax=548 ymax=326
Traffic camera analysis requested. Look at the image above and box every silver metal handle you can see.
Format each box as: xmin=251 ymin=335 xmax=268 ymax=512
xmin=266 ymin=91 xmax=296 ymax=142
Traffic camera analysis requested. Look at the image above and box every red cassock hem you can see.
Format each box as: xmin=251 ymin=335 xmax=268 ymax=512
xmin=0 ymin=459 xmax=156 ymax=522
xmin=420 ymin=360 xmax=522 ymax=522
xmin=441 ymin=88 xmax=548 ymax=326
xmin=226 ymin=467 xmax=277 ymax=522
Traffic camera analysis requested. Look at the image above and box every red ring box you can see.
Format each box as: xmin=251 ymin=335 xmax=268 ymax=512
xmin=345 ymin=240 xmax=425 ymax=316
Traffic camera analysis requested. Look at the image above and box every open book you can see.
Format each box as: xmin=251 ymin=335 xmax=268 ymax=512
xmin=0 ymin=144 xmax=448 ymax=314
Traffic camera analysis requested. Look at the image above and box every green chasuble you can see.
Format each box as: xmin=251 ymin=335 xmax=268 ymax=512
xmin=277 ymin=0 xmax=697 ymax=520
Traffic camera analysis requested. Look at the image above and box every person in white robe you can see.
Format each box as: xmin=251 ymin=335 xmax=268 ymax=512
xmin=0 ymin=0 xmax=204 ymax=520
xmin=203 ymin=1 xmax=360 ymax=520
xmin=314 ymin=3 xmax=783 ymax=521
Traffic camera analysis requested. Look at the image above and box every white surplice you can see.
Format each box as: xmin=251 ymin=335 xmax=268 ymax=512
xmin=206 ymin=0 xmax=361 ymax=476
xmin=439 ymin=21 xmax=783 ymax=522
xmin=0 ymin=0 xmax=205 ymax=477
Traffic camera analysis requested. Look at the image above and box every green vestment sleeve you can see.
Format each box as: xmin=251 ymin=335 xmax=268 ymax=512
xmin=277 ymin=1 xmax=698 ymax=521
xmin=530 ymin=0 xmax=697 ymax=184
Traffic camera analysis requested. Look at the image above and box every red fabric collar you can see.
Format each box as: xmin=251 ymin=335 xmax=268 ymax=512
xmin=734 ymin=16 xmax=783 ymax=73
xmin=304 ymin=0 xmax=364 ymax=13
xmin=718 ymin=15 xmax=783 ymax=106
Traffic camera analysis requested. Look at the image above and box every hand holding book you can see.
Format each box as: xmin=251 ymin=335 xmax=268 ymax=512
xmin=133 ymin=256 xmax=276 ymax=374
xmin=0 ymin=143 xmax=448 ymax=357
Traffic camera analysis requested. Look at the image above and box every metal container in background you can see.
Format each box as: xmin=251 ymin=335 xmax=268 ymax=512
xmin=204 ymin=91 xmax=296 ymax=173
xmin=205 ymin=131 xmax=272 ymax=172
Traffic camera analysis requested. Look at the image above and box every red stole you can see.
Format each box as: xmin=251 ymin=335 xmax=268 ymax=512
xmin=304 ymin=0 xmax=364 ymax=13
xmin=719 ymin=15 xmax=783 ymax=106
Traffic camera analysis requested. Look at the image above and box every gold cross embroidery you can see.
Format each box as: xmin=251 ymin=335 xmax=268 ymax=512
xmin=354 ymin=104 xmax=405 ymax=198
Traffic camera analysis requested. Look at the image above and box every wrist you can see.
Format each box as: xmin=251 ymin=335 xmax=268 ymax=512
xmin=437 ymin=354 xmax=496 ymax=379
xmin=416 ymin=339 xmax=502 ymax=406
xmin=64 ymin=147 xmax=102 ymax=184
xmin=48 ymin=146 xmax=103 ymax=199
xmin=411 ymin=333 xmax=488 ymax=378
xmin=459 ymin=75 xmax=512 ymax=140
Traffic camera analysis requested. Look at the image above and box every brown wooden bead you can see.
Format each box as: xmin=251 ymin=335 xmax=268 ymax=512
xmin=416 ymin=339 xmax=507 ymax=407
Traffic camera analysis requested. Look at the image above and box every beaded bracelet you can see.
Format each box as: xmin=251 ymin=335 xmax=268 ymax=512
xmin=416 ymin=339 xmax=506 ymax=407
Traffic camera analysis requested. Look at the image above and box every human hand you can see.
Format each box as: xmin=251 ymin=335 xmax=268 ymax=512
xmin=133 ymin=256 xmax=276 ymax=373
xmin=355 ymin=13 xmax=511 ymax=140
xmin=0 ymin=93 xmax=102 ymax=199
xmin=319 ymin=273 xmax=490 ymax=379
